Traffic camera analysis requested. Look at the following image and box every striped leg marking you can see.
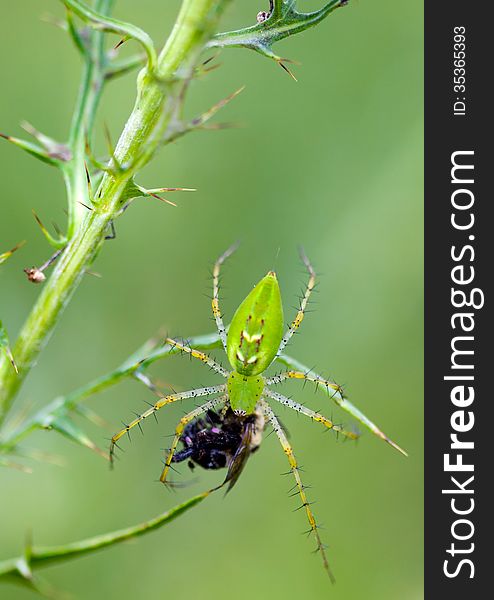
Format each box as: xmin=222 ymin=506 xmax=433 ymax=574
xmin=160 ymin=395 xmax=228 ymax=485
xmin=260 ymin=399 xmax=335 ymax=583
xmin=266 ymin=370 xmax=343 ymax=397
xmin=109 ymin=384 xmax=226 ymax=464
xmin=212 ymin=243 xmax=239 ymax=351
xmin=264 ymin=388 xmax=359 ymax=441
xmin=277 ymin=249 xmax=316 ymax=356
xmin=166 ymin=337 xmax=229 ymax=377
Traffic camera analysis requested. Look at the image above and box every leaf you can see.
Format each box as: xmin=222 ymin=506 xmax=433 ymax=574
xmin=21 ymin=122 xmax=72 ymax=162
xmin=276 ymin=353 xmax=408 ymax=456
xmin=165 ymin=87 xmax=245 ymax=143
xmin=65 ymin=7 xmax=86 ymax=56
xmin=0 ymin=240 xmax=25 ymax=266
xmin=210 ymin=0 xmax=347 ymax=69
xmin=119 ymin=178 xmax=193 ymax=208
xmin=0 ymin=457 xmax=32 ymax=474
xmin=32 ymin=211 xmax=67 ymax=249
xmin=0 ymin=321 xmax=18 ymax=374
xmin=119 ymin=178 xmax=146 ymax=204
xmin=48 ymin=416 xmax=107 ymax=459
xmin=0 ymin=490 xmax=213 ymax=587
xmin=105 ymin=53 xmax=146 ymax=81
xmin=0 ymin=133 xmax=62 ymax=168
xmin=60 ymin=0 xmax=157 ymax=70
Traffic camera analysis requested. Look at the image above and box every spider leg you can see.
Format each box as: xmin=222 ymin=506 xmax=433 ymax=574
xmin=268 ymin=370 xmax=407 ymax=456
xmin=212 ymin=243 xmax=239 ymax=351
xmin=165 ymin=337 xmax=229 ymax=376
xmin=160 ymin=394 xmax=229 ymax=485
xmin=276 ymin=249 xmax=316 ymax=356
xmin=260 ymin=399 xmax=335 ymax=583
xmin=109 ymin=384 xmax=226 ymax=464
xmin=264 ymin=388 xmax=358 ymax=440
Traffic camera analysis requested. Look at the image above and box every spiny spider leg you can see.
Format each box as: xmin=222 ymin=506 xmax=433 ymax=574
xmin=165 ymin=337 xmax=229 ymax=377
xmin=160 ymin=395 xmax=228 ymax=485
xmin=265 ymin=371 xmax=341 ymax=394
xmin=109 ymin=385 xmax=226 ymax=464
xmin=277 ymin=249 xmax=316 ymax=356
xmin=271 ymin=370 xmax=408 ymax=456
xmin=260 ymin=399 xmax=335 ymax=583
xmin=212 ymin=243 xmax=239 ymax=351
xmin=263 ymin=388 xmax=358 ymax=441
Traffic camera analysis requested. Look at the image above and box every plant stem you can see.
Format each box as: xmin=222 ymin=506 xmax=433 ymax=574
xmin=0 ymin=0 xmax=230 ymax=423
xmin=66 ymin=0 xmax=114 ymax=238
xmin=0 ymin=490 xmax=212 ymax=587
xmin=0 ymin=332 xmax=223 ymax=453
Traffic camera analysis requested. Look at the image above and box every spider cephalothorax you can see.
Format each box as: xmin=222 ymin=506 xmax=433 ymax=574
xmin=110 ymin=244 xmax=406 ymax=580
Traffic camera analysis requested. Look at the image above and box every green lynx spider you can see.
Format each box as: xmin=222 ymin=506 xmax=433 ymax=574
xmin=110 ymin=244 xmax=407 ymax=580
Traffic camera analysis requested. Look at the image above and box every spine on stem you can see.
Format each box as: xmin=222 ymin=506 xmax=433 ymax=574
xmin=0 ymin=0 xmax=230 ymax=422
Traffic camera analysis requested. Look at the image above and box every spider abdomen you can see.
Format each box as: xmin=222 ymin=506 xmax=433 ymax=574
xmin=226 ymin=271 xmax=283 ymax=376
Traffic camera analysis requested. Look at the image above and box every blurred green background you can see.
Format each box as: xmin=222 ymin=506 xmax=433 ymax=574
xmin=0 ymin=1 xmax=423 ymax=598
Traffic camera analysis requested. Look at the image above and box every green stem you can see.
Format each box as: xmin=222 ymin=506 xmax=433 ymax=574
xmin=0 ymin=0 xmax=230 ymax=424
xmin=66 ymin=0 xmax=114 ymax=238
xmin=0 ymin=332 xmax=223 ymax=453
xmin=0 ymin=490 xmax=211 ymax=587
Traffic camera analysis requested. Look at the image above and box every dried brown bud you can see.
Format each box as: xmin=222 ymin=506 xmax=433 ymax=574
xmin=24 ymin=267 xmax=46 ymax=284
xmin=257 ymin=11 xmax=270 ymax=23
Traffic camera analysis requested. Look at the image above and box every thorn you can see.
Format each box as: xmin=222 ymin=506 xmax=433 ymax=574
xmin=151 ymin=187 xmax=196 ymax=193
xmin=20 ymin=120 xmax=72 ymax=161
xmin=149 ymin=192 xmax=177 ymax=207
xmin=277 ymin=59 xmax=298 ymax=81
xmin=202 ymin=54 xmax=218 ymax=67
xmin=78 ymin=201 xmax=93 ymax=211
xmin=383 ymin=435 xmax=409 ymax=457
xmin=103 ymin=122 xmax=122 ymax=171
xmin=85 ymin=269 xmax=102 ymax=278
xmin=0 ymin=240 xmax=26 ymax=264
xmin=84 ymin=161 xmax=92 ymax=186
xmin=190 ymin=87 xmax=245 ymax=129
xmin=52 ymin=221 xmax=63 ymax=236
xmin=40 ymin=12 xmax=68 ymax=30
xmin=32 ymin=209 xmax=64 ymax=246
xmin=114 ymin=37 xmax=128 ymax=51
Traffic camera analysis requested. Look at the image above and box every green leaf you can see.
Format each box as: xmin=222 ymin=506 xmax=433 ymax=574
xmin=0 ymin=133 xmax=63 ymax=168
xmin=119 ymin=178 xmax=144 ymax=204
xmin=0 ymin=240 xmax=25 ymax=266
xmin=48 ymin=416 xmax=107 ymax=459
xmin=165 ymin=87 xmax=245 ymax=143
xmin=61 ymin=0 xmax=157 ymax=70
xmin=0 ymin=321 xmax=18 ymax=374
xmin=32 ymin=211 xmax=67 ymax=249
xmin=21 ymin=122 xmax=72 ymax=163
xmin=210 ymin=0 xmax=347 ymax=69
xmin=118 ymin=178 xmax=194 ymax=208
xmin=105 ymin=53 xmax=146 ymax=81
xmin=276 ymin=353 xmax=408 ymax=456
xmin=0 ymin=490 xmax=213 ymax=587
xmin=0 ymin=457 xmax=32 ymax=474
